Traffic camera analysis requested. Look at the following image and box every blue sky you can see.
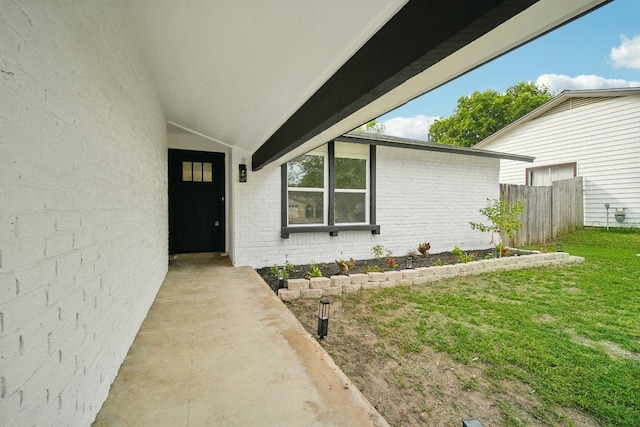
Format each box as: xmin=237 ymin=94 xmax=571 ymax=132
xmin=378 ymin=0 xmax=640 ymax=140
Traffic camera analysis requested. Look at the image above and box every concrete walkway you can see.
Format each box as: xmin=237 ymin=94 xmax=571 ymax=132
xmin=93 ymin=253 xmax=388 ymax=427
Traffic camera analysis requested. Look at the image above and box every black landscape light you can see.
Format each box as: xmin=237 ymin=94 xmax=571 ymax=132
xmin=557 ymin=243 xmax=563 ymax=252
xmin=406 ymin=257 xmax=413 ymax=269
xmin=317 ymin=299 xmax=330 ymax=339
xmin=277 ymin=267 xmax=285 ymax=289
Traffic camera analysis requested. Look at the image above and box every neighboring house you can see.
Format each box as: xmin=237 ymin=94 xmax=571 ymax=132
xmin=475 ymin=88 xmax=640 ymax=227
xmin=0 ymin=1 xmax=607 ymax=425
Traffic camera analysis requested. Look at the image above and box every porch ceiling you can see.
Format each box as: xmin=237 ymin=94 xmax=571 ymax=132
xmin=126 ymin=0 xmax=609 ymax=170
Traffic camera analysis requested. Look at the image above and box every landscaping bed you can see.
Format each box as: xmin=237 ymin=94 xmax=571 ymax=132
xmin=256 ymin=248 xmax=528 ymax=293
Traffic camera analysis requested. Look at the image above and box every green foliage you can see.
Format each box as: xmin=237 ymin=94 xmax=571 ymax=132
xmin=451 ymin=246 xmax=464 ymax=256
xmin=371 ymin=244 xmax=386 ymax=260
xmin=353 ymin=119 xmax=386 ymax=134
xmin=470 ymin=196 xmax=524 ymax=245
xmin=307 ymin=263 xmax=322 ymax=278
xmin=365 ymin=264 xmax=381 ymax=273
xmin=417 ymin=242 xmax=431 ymax=256
xmin=270 ymin=261 xmax=294 ymax=280
xmin=456 ymin=252 xmax=477 ymax=263
xmin=429 ymin=82 xmax=554 ymax=147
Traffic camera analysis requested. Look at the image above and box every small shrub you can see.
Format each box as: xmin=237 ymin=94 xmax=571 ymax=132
xmin=387 ymin=257 xmax=397 ymax=269
xmin=365 ymin=264 xmax=381 ymax=273
xmin=470 ymin=196 xmax=524 ymax=246
xmin=335 ymin=258 xmax=355 ymax=275
xmin=435 ymin=259 xmax=446 ymax=266
xmin=372 ymin=244 xmax=385 ymax=260
xmin=451 ymin=246 xmax=464 ymax=256
xmin=307 ymin=263 xmax=322 ymax=278
xmin=417 ymin=242 xmax=431 ymax=256
xmin=457 ymin=252 xmax=476 ymax=263
xmin=270 ymin=261 xmax=294 ymax=280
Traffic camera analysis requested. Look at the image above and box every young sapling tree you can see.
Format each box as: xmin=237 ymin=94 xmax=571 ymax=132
xmin=470 ymin=196 xmax=524 ymax=249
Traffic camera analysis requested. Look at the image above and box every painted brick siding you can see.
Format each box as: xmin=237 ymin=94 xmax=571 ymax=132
xmin=486 ymin=96 xmax=640 ymax=227
xmin=231 ymin=146 xmax=499 ymax=268
xmin=0 ymin=2 xmax=167 ymax=426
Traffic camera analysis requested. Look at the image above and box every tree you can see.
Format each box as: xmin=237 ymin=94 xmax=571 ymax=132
xmin=469 ymin=196 xmax=524 ymax=248
xmin=353 ymin=119 xmax=386 ymax=134
xmin=429 ymin=82 xmax=554 ymax=147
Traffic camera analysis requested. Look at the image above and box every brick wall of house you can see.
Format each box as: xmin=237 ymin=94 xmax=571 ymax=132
xmin=230 ymin=145 xmax=500 ymax=268
xmin=0 ymin=1 xmax=167 ymax=425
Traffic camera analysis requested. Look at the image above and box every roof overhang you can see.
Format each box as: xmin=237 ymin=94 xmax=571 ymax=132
xmin=127 ymin=0 xmax=610 ymax=171
xmin=338 ymin=133 xmax=535 ymax=162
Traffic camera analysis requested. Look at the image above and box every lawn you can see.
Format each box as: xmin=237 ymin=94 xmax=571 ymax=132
xmin=287 ymin=228 xmax=640 ymax=426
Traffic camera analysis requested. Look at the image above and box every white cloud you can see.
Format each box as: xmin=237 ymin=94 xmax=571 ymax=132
xmin=610 ymin=35 xmax=640 ymax=69
xmin=381 ymin=115 xmax=438 ymax=140
xmin=536 ymin=74 xmax=640 ymax=93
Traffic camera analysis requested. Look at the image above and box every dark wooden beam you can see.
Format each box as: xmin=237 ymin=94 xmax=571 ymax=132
xmin=252 ymin=0 xmax=541 ymax=170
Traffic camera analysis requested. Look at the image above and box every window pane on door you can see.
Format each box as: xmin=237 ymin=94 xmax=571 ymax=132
xmin=193 ymin=162 xmax=203 ymax=182
xmin=335 ymin=192 xmax=366 ymax=223
xmin=203 ymin=162 xmax=213 ymax=182
xmin=182 ymin=161 xmax=192 ymax=181
xmin=288 ymin=191 xmax=324 ymax=224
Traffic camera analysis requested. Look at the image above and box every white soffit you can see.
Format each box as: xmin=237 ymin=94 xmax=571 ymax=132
xmin=127 ymin=0 xmax=608 ymax=164
xmin=126 ymin=0 xmax=407 ymax=152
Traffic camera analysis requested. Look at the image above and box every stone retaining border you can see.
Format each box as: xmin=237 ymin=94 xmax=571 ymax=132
xmin=277 ymin=251 xmax=584 ymax=301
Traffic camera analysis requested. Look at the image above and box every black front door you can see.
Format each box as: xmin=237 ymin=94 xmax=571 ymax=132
xmin=168 ymin=149 xmax=225 ymax=254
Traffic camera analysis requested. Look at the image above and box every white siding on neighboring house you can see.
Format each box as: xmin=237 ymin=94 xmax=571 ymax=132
xmin=0 ymin=2 xmax=167 ymax=425
xmin=230 ymin=145 xmax=500 ymax=268
xmin=482 ymin=95 xmax=640 ymax=227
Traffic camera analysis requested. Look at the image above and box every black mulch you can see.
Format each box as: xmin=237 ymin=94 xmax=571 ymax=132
xmin=256 ymin=249 xmax=532 ymax=294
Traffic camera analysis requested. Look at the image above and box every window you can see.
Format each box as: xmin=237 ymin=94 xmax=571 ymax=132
xmin=281 ymin=141 xmax=378 ymax=238
xmin=182 ymin=161 xmax=213 ymax=182
xmin=286 ymin=149 xmax=327 ymax=225
xmin=334 ymin=144 xmax=368 ymax=224
xmin=527 ymin=163 xmax=576 ymax=186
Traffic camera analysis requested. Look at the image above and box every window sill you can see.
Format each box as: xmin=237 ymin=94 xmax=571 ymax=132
xmin=281 ymin=224 xmax=380 ymax=239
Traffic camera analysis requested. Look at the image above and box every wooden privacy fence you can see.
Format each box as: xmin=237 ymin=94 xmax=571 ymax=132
xmin=500 ymin=176 xmax=584 ymax=247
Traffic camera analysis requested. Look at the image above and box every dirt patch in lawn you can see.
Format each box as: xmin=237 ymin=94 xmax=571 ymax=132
xmin=286 ymin=296 xmax=601 ymax=427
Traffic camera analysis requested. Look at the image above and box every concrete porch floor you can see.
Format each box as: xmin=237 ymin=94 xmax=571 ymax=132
xmin=93 ymin=253 xmax=387 ymax=426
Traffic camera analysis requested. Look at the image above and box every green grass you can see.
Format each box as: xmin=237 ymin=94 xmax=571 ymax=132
xmin=348 ymin=228 xmax=640 ymax=426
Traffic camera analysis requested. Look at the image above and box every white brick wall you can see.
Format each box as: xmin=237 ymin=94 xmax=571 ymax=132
xmin=230 ymin=145 xmax=499 ymax=268
xmin=0 ymin=1 xmax=167 ymax=425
